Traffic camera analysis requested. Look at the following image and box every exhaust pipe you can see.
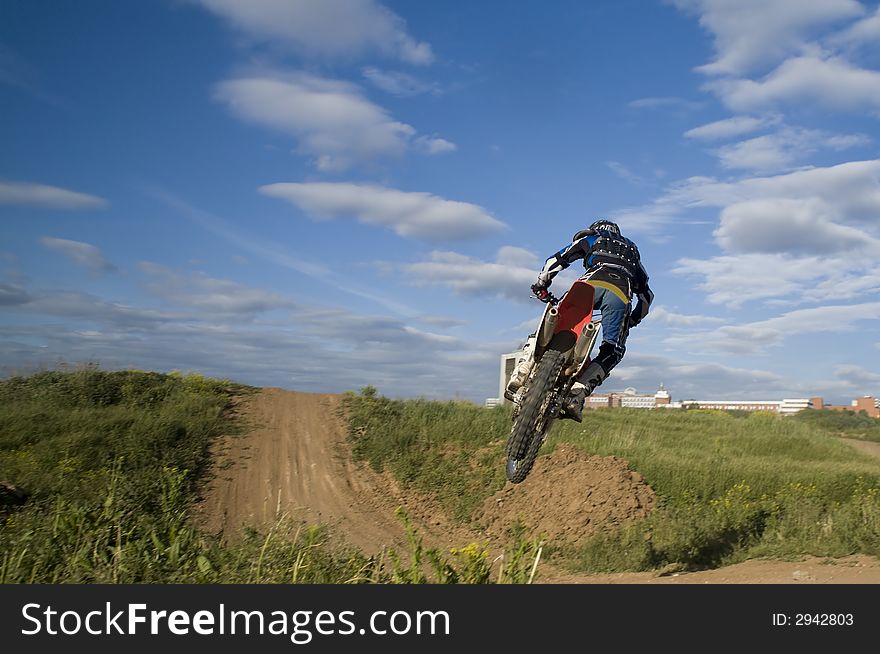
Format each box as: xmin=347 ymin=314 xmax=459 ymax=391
xmin=537 ymin=306 xmax=559 ymax=348
xmin=567 ymin=321 xmax=599 ymax=376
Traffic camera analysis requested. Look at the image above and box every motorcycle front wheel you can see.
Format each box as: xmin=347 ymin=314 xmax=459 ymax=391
xmin=505 ymin=349 xmax=564 ymax=483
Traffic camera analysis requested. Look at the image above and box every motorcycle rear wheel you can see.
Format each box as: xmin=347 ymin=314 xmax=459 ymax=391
xmin=505 ymin=349 xmax=564 ymax=483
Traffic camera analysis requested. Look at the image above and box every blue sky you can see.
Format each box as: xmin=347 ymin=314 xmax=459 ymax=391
xmin=2 ymin=0 xmax=880 ymax=404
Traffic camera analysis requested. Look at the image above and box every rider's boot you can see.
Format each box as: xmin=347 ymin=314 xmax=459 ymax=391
xmin=561 ymin=362 xmax=608 ymax=422
xmin=562 ymin=383 xmax=586 ymax=423
xmin=504 ymin=336 xmax=535 ymax=401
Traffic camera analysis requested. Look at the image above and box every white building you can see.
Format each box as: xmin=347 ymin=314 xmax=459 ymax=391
xmin=587 ymin=385 xmax=670 ymax=410
xmin=655 ymin=383 xmax=671 ymax=405
xmin=498 ymin=351 xmax=520 ymax=405
xmin=619 ymin=387 xmax=657 ymax=409
xmin=679 ymin=399 xmax=813 ymax=415
xmin=587 ymin=394 xmax=612 ymax=408
xmin=779 ymin=398 xmax=813 ymax=415
xmin=680 ymin=400 xmax=782 ymax=412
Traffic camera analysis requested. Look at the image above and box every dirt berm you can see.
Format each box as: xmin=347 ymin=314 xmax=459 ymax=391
xmin=195 ymin=388 xmax=880 ymax=583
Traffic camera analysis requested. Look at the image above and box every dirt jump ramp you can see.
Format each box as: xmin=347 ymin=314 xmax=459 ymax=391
xmin=196 ymin=388 xmax=416 ymax=554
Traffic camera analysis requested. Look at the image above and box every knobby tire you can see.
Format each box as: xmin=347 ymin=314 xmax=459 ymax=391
xmin=505 ymin=349 xmax=564 ymax=483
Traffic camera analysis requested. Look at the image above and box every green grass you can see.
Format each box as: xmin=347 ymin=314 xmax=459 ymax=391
xmin=791 ymin=408 xmax=880 ymax=442
xmin=553 ymin=409 xmax=880 ymax=571
xmin=343 ymin=386 xmax=510 ymax=521
xmin=0 ymin=367 xmax=251 ymax=582
xmin=557 ymin=408 xmax=880 ymax=503
xmin=0 ymin=370 xmax=541 ymax=584
xmin=0 ymin=368 xmax=244 ymax=509
xmin=342 ymin=392 xmax=880 ymax=574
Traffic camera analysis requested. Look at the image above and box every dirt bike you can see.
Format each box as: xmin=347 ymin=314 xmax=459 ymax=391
xmin=505 ymin=279 xmax=601 ymax=483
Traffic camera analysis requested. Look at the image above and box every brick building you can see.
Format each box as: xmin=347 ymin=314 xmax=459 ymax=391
xmin=812 ymin=396 xmax=880 ymax=418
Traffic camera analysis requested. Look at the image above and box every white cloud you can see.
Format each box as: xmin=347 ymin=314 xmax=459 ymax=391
xmin=617 ymin=159 xmax=880 ymax=234
xmin=673 ymin=253 xmax=823 ymax=307
xmin=259 ymin=182 xmax=505 ymax=241
xmin=11 ymin=290 xmax=183 ymax=328
xmin=672 ymin=0 xmax=864 ymax=76
xmin=140 ymin=263 xmax=294 ymax=317
xmin=214 ymin=73 xmax=454 ymax=170
xmin=828 ymin=6 xmax=880 ymax=49
xmin=716 ymin=160 xmax=880 ymax=225
xmin=674 ymin=1 xmax=880 ymax=116
xmin=546 ymin=348 xmax=869 ymax=403
xmin=150 ymin=187 xmax=418 ymax=316
xmin=415 ymin=315 xmax=467 ymax=329
xmin=709 ymin=55 xmax=880 ymax=113
xmin=0 ymin=181 xmax=107 ymax=210
xmin=495 ymin=245 xmax=540 ymax=269
xmin=808 ymin=269 xmax=880 ymax=302
xmin=195 ymin=0 xmax=433 ymax=64
xmin=834 ymin=364 xmax=880 ymax=387
xmin=613 ymin=351 xmax=788 ymax=400
xmin=647 ymin=306 xmax=724 ymax=327
xmin=714 ymin=197 xmax=880 ymax=254
xmin=362 ymin=67 xmax=441 ymax=96
xmin=627 ymin=96 xmax=702 ymax=111
xmin=402 ymin=247 xmax=540 ymax=302
xmin=413 ymin=136 xmax=457 ymax=155
xmin=665 ymin=302 xmax=880 ymax=354
xmin=715 ymin=127 xmax=870 ymax=172
xmin=716 ymin=134 xmax=793 ymax=171
xmin=676 ymin=251 xmax=880 ymax=308
xmin=40 ymin=237 xmax=117 ymax=272
xmin=684 ymin=114 xmax=781 ymax=141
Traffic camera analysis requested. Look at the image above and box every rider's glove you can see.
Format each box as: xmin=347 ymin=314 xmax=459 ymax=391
xmin=531 ymin=282 xmax=550 ymax=302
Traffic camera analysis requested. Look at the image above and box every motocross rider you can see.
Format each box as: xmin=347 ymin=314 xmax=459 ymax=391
xmin=505 ymin=219 xmax=653 ymax=422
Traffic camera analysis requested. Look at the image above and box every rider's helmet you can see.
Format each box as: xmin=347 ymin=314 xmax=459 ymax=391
xmin=589 ymin=219 xmax=621 ymax=235
xmin=573 ymin=219 xmax=621 ymax=241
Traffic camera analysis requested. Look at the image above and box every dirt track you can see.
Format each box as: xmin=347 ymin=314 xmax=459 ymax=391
xmin=195 ymin=388 xmax=471 ymax=554
xmin=196 ymin=389 xmax=880 ymax=583
xmin=197 ymin=389 xmax=408 ymax=553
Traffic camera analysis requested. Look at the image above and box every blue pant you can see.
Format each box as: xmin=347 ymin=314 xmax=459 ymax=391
xmin=591 ymin=285 xmax=630 ymax=374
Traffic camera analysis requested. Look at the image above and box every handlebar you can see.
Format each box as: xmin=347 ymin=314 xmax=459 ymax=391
xmin=534 ymin=291 xmax=559 ymax=305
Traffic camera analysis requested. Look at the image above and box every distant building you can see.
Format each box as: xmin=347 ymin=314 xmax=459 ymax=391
xmin=811 ymin=396 xmax=879 ymax=418
xmin=683 ymin=396 xmax=878 ymax=417
xmin=498 ymin=351 xmax=519 ymax=406
xmin=655 ymin=383 xmax=671 ymax=406
xmin=680 ymin=399 xmax=782 ymax=412
xmin=619 ymin=388 xmax=657 ymax=409
xmin=779 ymin=398 xmax=813 ymax=415
xmin=586 ymin=385 xmax=670 ymax=410
xmin=587 ymin=393 xmax=612 ymax=409
xmin=493 ymin=353 xmax=878 ymax=417
xmin=854 ymin=396 xmax=880 ymax=418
